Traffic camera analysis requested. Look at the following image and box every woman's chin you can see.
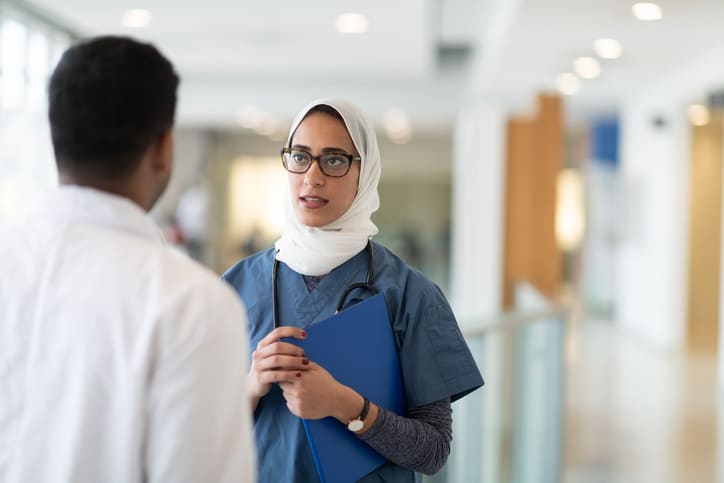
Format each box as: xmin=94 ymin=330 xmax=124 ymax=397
xmin=295 ymin=209 xmax=336 ymax=228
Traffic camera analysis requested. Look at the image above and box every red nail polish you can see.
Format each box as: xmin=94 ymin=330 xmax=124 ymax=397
xmin=296 ymin=372 xmax=302 ymax=377
xmin=300 ymin=330 xmax=307 ymax=338
xmin=302 ymin=358 xmax=309 ymax=365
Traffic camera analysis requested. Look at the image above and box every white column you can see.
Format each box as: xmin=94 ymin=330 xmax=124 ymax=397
xmin=449 ymin=100 xmax=506 ymax=483
xmin=450 ymin=101 xmax=506 ymax=324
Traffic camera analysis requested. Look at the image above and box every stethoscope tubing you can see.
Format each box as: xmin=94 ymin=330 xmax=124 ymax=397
xmin=272 ymin=241 xmax=377 ymax=329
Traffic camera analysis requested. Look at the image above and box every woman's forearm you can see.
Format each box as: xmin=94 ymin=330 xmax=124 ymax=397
xmin=357 ymin=398 xmax=452 ymax=475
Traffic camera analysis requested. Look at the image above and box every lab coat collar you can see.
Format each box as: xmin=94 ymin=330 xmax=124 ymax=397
xmin=37 ymin=185 xmax=167 ymax=245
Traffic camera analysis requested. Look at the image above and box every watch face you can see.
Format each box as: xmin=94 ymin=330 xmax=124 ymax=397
xmin=348 ymin=419 xmax=364 ymax=432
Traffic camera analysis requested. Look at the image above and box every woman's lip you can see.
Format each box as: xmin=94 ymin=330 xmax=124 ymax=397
xmin=300 ymin=196 xmax=328 ymax=209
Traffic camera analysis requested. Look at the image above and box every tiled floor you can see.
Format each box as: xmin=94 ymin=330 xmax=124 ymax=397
xmin=563 ymin=320 xmax=720 ymax=483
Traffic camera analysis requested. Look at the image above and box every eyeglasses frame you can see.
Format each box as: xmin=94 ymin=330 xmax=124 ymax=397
xmin=280 ymin=147 xmax=361 ymax=178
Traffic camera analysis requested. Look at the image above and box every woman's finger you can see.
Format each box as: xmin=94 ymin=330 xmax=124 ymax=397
xmin=258 ymin=369 xmax=302 ymax=385
xmin=257 ymin=326 xmax=306 ymax=349
xmin=255 ymin=354 xmax=309 ymax=372
xmin=254 ymin=340 xmax=307 ymax=360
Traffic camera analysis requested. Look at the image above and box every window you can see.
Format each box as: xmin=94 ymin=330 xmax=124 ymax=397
xmin=0 ymin=5 xmax=72 ymax=220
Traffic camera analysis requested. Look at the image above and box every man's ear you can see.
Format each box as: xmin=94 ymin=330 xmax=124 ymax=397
xmin=151 ymin=128 xmax=174 ymax=174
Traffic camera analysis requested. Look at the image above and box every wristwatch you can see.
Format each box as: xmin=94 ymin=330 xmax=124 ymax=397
xmin=347 ymin=397 xmax=370 ymax=432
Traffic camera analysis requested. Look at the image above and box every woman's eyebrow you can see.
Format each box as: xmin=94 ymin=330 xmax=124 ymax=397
xmin=291 ymin=144 xmax=352 ymax=154
xmin=321 ymin=147 xmax=351 ymax=154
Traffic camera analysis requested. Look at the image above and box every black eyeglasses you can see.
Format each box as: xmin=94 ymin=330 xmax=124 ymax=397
xmin=280 ymin=147 xmax=360 ymax=178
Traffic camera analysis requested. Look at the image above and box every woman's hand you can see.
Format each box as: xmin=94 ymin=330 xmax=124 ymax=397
xmin=248 ymin=326 xmax=308 ymax=411
xmin=279 ymin=362 xmax=368 ymax=425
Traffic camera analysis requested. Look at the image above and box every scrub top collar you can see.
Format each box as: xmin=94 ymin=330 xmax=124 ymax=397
xmin=277 ymin=244 xmax=371 ymax=328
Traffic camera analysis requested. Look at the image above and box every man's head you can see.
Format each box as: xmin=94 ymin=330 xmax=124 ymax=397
xmin=48 ymin=36 xmax=179 ymax=210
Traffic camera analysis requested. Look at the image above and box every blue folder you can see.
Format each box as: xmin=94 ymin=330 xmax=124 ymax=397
xmin=290 ymin=293 xmax=406 ymax=483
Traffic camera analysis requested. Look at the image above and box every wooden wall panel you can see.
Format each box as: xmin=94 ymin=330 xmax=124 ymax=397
xmin=687 ymin=112 xmax=723 ymax=353
xmin=502 ymin=94 xmax=563 ymax=307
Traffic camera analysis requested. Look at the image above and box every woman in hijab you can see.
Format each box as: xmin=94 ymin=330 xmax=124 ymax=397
xmin=223 ymin=99 xmax=483 ymax=482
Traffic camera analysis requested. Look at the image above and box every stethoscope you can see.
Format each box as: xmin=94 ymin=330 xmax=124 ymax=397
xmin=272 ymin=241 xmax=377 ymax=329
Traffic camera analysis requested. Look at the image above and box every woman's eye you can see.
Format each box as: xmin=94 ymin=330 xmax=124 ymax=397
xmin=323 ymin=156 xmax=346 ymax=167
xmin=291 ymin=153 xmax=309 ymax=164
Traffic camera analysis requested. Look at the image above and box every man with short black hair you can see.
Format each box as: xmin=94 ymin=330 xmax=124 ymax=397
xmin=0 ymin=36 xmax=255 ymax=483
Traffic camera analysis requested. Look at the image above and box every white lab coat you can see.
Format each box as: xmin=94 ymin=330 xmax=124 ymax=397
xmin=0 ymin=186 xmax=255 ymax=483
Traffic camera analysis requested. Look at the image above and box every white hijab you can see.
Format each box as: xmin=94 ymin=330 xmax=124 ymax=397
xmin=274 ymin=98 xmax=381 ymax=276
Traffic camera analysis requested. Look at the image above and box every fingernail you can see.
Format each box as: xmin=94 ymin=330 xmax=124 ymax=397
xmin=302 ymin=358 xmax=309 ymax=365
xmin=296 ymin=372 xmax=302 ymax=378
xmin=300 ymin=330 xmax=307 ymax=338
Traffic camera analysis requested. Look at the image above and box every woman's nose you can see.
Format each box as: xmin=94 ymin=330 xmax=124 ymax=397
xmin=304 ymin=160 xmax=325 ymax=186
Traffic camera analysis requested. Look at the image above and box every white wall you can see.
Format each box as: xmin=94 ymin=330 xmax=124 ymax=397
xmin=616 ymin=102 xmax=689 ymax=350
xmin=616 ymin=39 xmax=724 ymax=353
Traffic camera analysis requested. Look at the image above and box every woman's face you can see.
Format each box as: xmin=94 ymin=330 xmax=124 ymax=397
xmin=287 ymin=112 xmax=360 ymax=227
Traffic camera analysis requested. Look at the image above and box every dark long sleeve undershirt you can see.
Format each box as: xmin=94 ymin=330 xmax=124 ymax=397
xmin=357 ymin=398 xmax=452 ymax=475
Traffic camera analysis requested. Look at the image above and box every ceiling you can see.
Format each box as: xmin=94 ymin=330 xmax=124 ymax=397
xmin=16 ymin=0 xmax=724 ymax=130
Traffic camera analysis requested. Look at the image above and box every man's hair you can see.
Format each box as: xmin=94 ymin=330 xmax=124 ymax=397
xmin=48 ymin=36 xmax=179 ymax=178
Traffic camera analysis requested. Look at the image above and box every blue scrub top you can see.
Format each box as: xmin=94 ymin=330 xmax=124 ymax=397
xmin=223 ymin=241 xmax=484 ymax=483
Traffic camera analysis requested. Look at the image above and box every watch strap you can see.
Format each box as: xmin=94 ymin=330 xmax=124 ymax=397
xmin=347 ymin=397 xmax=370 ymax=432
xmin=357 ymin=397 xmax=370 ymax=422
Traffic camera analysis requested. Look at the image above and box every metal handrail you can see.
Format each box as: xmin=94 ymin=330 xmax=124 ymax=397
xmin=462 ymin=305 xmax=570 ymax=338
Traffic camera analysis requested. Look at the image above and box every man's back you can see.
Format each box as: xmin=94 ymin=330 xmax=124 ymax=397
xmin=0 ymin=186 xmax=255 ymax=482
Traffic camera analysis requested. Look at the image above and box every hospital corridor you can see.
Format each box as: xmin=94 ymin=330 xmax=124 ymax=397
xmin=2 ymin=0 xmax=724 ymax=482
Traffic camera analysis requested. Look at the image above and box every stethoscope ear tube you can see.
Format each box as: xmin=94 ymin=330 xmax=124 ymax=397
xmin=272 ymin=257 xmax=281 ymax=330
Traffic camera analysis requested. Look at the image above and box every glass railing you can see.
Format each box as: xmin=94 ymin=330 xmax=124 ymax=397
xmin=426 ymin=282 xmax=570 ymax=483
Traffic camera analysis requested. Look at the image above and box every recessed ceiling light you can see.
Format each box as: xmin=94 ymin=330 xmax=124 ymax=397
xmin=632 ymin=2 xmax=662 ymax=21
xmin=255 ymin=116 xmax=281 ymax=137
xmin=573 ymin=57 xmax=601 ymax=79
xmin=122 ymin=9 xmax=152 ymax=28
xmin=237 ymin=106 xmax=263 ymax=129
xmin=335 ymin=13 xmax=368 ymax=34
xmin=556 ymin=73 xmax=581 ymax=96
xmin=594 ymin=38 xmax=623 ymax=59
xmin=688 ymin=104 xmax=710 ymax=126
xmin=382 ymin=108 xmax=412 ymax=144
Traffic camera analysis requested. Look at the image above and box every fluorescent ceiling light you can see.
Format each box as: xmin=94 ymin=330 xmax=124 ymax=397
xmin=556 ymin=73 xmax=581 ymax=96
xmin=122 ymin=9 xmax=152 ymax=28
xmin=594 ymin=38 xmax=623 ymax=59
xmin=632 ymin=3 xmax=663 ymax=21
xmin=573 ymin=57 xmax=601 ymax=79
xmin=335 ymin=13 xmax=368 ymax=34
xmin=688 ymin=104 xmax=710 ymax=126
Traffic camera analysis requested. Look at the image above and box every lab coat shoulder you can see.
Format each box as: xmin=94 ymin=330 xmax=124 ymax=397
xmin=142 ymin=244 xmax=250 ymax=353
xmin=140 ymin=247 xmax=255 ymax=483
